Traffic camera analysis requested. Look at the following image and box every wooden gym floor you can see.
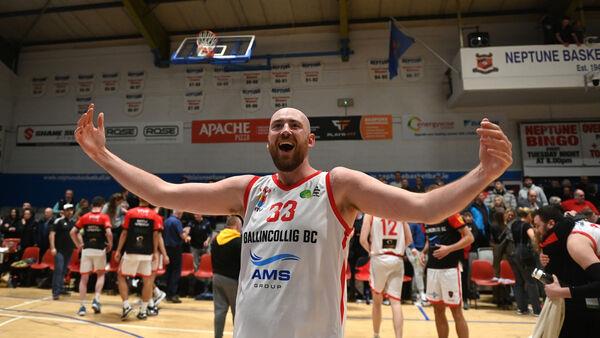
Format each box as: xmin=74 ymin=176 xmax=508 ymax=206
xmin=0 ymin=287 xmax=536 ymax=338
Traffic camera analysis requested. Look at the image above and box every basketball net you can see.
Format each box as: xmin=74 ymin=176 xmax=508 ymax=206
xmin=196 ymin=30 xmax=217 ymax=58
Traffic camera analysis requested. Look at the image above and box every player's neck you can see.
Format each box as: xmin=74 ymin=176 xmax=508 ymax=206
xmin=276 ymin=160 xmax=317 ymax=186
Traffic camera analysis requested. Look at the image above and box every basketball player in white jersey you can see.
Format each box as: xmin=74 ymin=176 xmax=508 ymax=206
xmin=360 ymin=215 xmax=412 ymax=338
xmin=75 ymin=103 xmax=512 ymax=338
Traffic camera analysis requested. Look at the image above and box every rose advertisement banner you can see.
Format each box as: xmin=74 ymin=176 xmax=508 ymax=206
xmin=213 ymin=67 xmax=233 ymax=89
xmin=242 ymin=71 xmax=261 ymax=88
xmin=270 ymin=87 xmax=292 ymax=109
xmin=270 ymin=63 xmax=292 ymax=86
xmin=301 ymin=61 xmax=322 ymax=85
xmin=124 ymin=93 xmax=144 ymax=116
xmin=185 ymin=67 xmax=204 ymax=90
xmin=101 ymin=72 xmax=119 ymax=94
xmin=400 ymin=56 xmax=424 ymax=81
xmin=77 ymin=73 xmax=95 ymax=95
xmin=581 ymin=122 xmax=600 ymax=166
xmin=76 ymin=97 xmax=93 ymax=115
xmin=31 ymin=77 xmax=47 ymax=97
xmin=126 ymin=70 xmax=145 ymax=92
xmin=191 ymin=119 xmax=270 ymax=143
xmin=310 ymin=115 xmax=393 ymax=140
xmin=184 ymin=91 xmax=203 ymax=114
xmin=53 ymin=75 xmax=70 ymax=96
xmin=368 ymin=59 xmax=390 ymax=82
xmin=241 ymin=88 xmax=262 ymax=112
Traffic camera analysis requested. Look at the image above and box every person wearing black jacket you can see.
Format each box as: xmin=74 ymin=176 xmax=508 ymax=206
xmin=211 ymin=215 xmax=242 ymax=338
xmin=534 ymin=206 xmax=600 ymax=337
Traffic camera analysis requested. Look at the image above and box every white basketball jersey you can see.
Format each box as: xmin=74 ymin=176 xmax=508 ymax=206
xmin=236 ymin=171 xmax=353 ymax=338
xmin=572 ymin=220 xmax=600 ymax=257
xmin=369 ymin=216 xmax=406 ymax=256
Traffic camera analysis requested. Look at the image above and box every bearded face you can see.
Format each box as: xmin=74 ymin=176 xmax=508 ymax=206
xmin=267 ymin=111 xmax=313 ymax=172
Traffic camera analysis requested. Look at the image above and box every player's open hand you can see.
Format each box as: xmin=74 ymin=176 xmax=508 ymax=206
xmin=75 ymin=103 xmax=106 ymax=159
xmin=476 ymin=119 xmax=513 ymax=180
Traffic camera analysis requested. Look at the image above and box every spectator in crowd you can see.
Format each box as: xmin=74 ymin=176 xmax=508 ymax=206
xmin=518 ymin=177 xmax=548 ymax=208
xmin=414 ymin=176 xmax=426 ymax=193
xmin=36 ymin=207 xmax=54 ymax=256
xmin=562 ymin=185 xmax=574 ymax=201
xmin=572 ymin=19 xmax=585 ymax=44
xmin=20 ymin=208 xmax=38 ymax=250
xmin=74 ymin=198 xmax=91 ymax=219
xmin=389 ymin=171 xmax=403 ymax=188
xmin=211 ymin=215 xmax=242 ymax=338
xmin=21 ymin=202 xmax=32 ymax=213
xmin=525 ymin=190 xmax=543 ymax=210
xmin=469 ymin=193 xmax=491 ymax=246
xmin=1 ymin=208 xmax=22 ymax=239
xmin=548 ymin=196 xmax=562 ymax=208
xmin=460 ymin=210 xmax=481 ymax=309
xmin=575 ymin=176 xmax=596 ymax=197
xmin=406 ymin=222 xmax=428 ymax=305
xmin=122 ymin=189 xmax=139 ymax=209
xmin=434 ymin=175 xmax=445 ymax=186
xmin=102 ymin=193 xmax=127 ymax=248
xmin=485 ymin=181 xmax=517 ymax=210
xmin=163 ymin=210 xmax=189 ymax=303
xmin=185 ymin=214 xmax=213 ymax=271
xmin=561 ymin=189 xmax=600 ymax=214
xmin=545 ymin=179 xmax=562 ymax=200
xmin=489 ymin=196 xmax=507 ymax=220
xmin=49 ymin=204 xmax=75 ymax=300
xmin=53 ymin=189 xmax=77 ymax=215
xmin=541 ymin=14 xmax=556 ymax=44
xmin=490 ymin=209 xmax=515 ymax=307
xmin=509 ymin=208 xmax=541 ymax=316
xmin=554 ymin=16 xmax=581 ymax=46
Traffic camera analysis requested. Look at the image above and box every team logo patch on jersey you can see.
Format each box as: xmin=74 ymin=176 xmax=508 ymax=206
xmin=300 ymin=189 xmax=312 ymax=199
xmin=250 ymin=251 xmax=299 ymax=266
xmin=250 ymin=251 xmax=300 ymax=290
xmin=312 ymin=186 xmax=321 ymax=197
xmin=254 ymin=187 xmax=272 ymax=211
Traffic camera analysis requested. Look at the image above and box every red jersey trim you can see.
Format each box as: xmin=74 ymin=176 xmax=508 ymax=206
xmin=540 ymin=232 xmax=558 ymax=248
xmin=325 ymin=172 xmax=353 ymax=245
xmin=271 ymin=170 xmax=322 ymax=191
xmin=570 ymin=231 xmax=599 ymax=257
xmin=339 ymin=261 xmax=346 ymax=325
xmin=243 ymin=176 xmax=260 ymax=214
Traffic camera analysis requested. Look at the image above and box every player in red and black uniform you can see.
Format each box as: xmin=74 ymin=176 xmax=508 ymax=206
xmin=70 ymin=196 xmax=112 ymax=316
xmin=421 ymin=186 xmax=474 ymax=338
xmin=115 ymin=198 xmax=163 ymax=320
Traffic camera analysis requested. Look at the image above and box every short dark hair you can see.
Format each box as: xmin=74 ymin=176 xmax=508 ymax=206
xmin=91 ymin=196 xmax=105 ymax=207
xmin=534 ymin=205 xmax=564 ymax=223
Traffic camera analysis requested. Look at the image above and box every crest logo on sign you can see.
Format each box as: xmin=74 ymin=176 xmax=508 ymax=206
xmin=472 ymin=53 xmax=498 ymax=74
xmin=332 ymin=119 xmax=351 ymax=131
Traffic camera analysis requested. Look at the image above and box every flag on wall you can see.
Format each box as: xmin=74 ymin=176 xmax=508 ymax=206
xmin=388 ymin=20 xmax=414 ymax=79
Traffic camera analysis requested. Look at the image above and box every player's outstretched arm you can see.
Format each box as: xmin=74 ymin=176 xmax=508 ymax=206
xmin=332 ymin=118 xmax=512 ymax=224
xmin=75 ymin=104 xmax=253 ymax=216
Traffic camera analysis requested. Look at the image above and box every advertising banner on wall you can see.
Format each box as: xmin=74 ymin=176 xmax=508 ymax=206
xmin=184 ymin=67 xmax=204 ymax=90
xmin=400 ymin=56 xmax=424 ymax=81
xmin=301 ymin=61 xmax=322 ymax=85
xmin=17 ymin=122 xmax=183 ymax=146
xmin=126 ymin=70 xmax=145 ymax=92
xmin=53 ymin=75 xmax=70 ymax=96
xmin=310 ymin=115 xmax=393 ymax=140
xmin=241 ymin=88 xmax=262 ymax=112
xmin=191 ymin=119 xmax=270 ymax=143
xmin=520 ymin=121 xmax=600 ymax=176
xmin=191 ymin=115 xmax=392 ymax=143
xmin=31 ymin=77 xmax=47 ymax=97
xmin=460 ymin=44 xmax=600 ymax=89
xmin=184 ymin=91 xmax=204 ymax=114
xmin=242 ymin=71 xmax=261 ymax=88
xmin=270 ymin=63 xmax=292 ymax=85
xmin=76 ymin=73 xmax=95 ymax=95
xmin=368 ymin=59 xmax=390 ymax=82
xmin=124 ymin=93 xmax=144 ymax=116
xmin=270 ymin=87 xmax=292 ymax=109
xmin=76 ymin=96 xmax=93 ymax=115
xmin=101 ymin=72 xmax=119 ymax=94
xmin=213 ymin=67 xmax=233 ymax=89
xmin=402 ymin=114 xmax=502 ymax=139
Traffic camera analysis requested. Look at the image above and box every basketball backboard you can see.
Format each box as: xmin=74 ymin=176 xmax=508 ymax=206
xmin=171 ymin=35 xmax=255 ymax=65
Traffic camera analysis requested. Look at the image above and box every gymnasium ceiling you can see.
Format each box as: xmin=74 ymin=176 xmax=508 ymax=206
xmin=1 ymin=0 xmax=599 ymax=47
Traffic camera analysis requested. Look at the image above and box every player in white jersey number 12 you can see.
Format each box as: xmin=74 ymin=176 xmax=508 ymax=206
xmin=75 ymin=104 xmax=512 ymax=338
xmin=360 ymin=215 xmax=412 ymax=338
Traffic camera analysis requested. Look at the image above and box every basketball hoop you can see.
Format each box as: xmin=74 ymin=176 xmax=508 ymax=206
xmin=196 ymin=30 xmax=217 ymax=58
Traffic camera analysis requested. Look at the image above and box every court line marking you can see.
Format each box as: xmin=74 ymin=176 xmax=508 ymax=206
xmin=0 ymin=311 xmax=233 ymax=335
xmin=5 ymin=296 xmax=49 ymax=309
xmin=0 ymin=316 xmax=22 ymax=327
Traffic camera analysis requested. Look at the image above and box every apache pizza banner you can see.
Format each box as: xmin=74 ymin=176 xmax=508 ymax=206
xmin=460 ymin=44 xmax=600 ymax=89
xmin=520 ymin=121 xmax=600 ymax=176
xmin=191 ymin=115 xmax=392 ymax=143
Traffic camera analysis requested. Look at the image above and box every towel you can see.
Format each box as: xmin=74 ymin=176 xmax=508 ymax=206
xmin=530 ymin=297 xmax=565 ymax=338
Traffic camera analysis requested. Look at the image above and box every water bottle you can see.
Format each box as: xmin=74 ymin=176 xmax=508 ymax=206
xmin=531 ymin=268 xmax=554 ymax=284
